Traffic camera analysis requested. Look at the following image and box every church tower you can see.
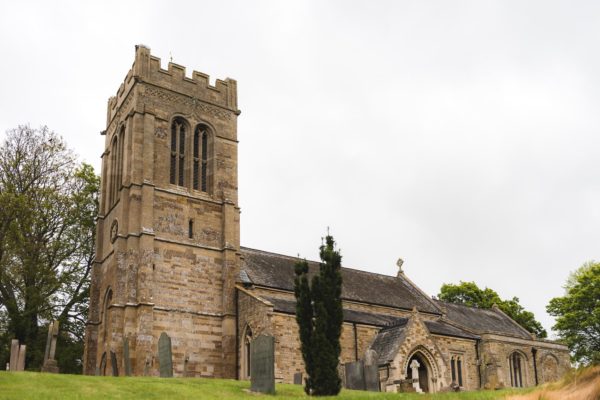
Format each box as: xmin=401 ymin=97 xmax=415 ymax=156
xmin=83 ymin=45 xmax=241 ymax=378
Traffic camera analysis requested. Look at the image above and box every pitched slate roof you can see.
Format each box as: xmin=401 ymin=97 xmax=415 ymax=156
xmin=369 ymin=322 xmax=409 ymax=364
xmin=263 ymin=296 xmax=406 ymax=327
xmin=424 ymin=320 xmax=480 ymax=340
xmin=436 ymin=300 xmax=532 ymax=340
xmin=240 ymin=247 xmax=441 ymax=315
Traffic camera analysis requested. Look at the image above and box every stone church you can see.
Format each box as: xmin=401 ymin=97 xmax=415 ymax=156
xmin=83 ymin=45 xmax=570 ymax=392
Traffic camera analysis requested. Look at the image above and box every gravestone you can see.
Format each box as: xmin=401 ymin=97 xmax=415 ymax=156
xmin=9 ymin=339 xmax=19 ymax=371
xmin=16 ymin=345 xmax=26 ymax=371
xmin=158 ymin=332 xmax=173 ymax=377
xmin=410 ymin=359 xmax=422 ymax=393
xmin=123 ymin=337 xmax=132 ymax=376
xmin=344 ymin=360 xmax=365 ymax=390
xmin=364 ymin=349 xmax=380 ymax=392
xmin=42 ymin=321 xmax=60 ymax=373
xmin=293 ymin=372 xmax=303 ymax=385
xmin=110 ymin=351 xmax=119 ymax=376
xmin=250 ymin=334 xmax=275 ymax=394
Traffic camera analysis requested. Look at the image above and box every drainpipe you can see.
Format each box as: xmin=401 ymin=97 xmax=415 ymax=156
xmin=475 ymin=339 xmax=482 ymax=389
xmin=353 ymin=323 xmax=359 ymax=361
xmin=531 ymin=348 xmax=538 ymax=385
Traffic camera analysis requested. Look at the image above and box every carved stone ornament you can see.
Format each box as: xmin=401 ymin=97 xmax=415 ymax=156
xmin=110 ymin=219 xmax=119 ymax=244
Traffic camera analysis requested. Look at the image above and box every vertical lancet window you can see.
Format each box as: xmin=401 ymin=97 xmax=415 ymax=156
xmin=451 ymin=356 xmax=456 ymax=384
xmin=509 ymin=352 xmax=524 ymax=387
xmin=201 ymin=129 xmax=208 ymax=192
xmin=170 ymin=118 xmax=187 ymax=186
xmin=193 ymin=125 xmax=210 ymax=192
xmin=457 ymin=357 xmax=463 ymax=386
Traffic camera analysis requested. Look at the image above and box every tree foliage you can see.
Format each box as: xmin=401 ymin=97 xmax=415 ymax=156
xmin=0 ymin=125 xmax=99 ymax=372
xmin=438 ymin=281 xmax=547 ymax=338
xmin=294 ymin=235 xmax=343 ymax=396
xmin=547 ymin=261 xmax=600 ymax=365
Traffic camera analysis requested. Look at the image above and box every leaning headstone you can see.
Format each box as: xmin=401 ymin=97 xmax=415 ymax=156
xmin=123 ymin=337 xmax=132 ymax=376
xmin=110 ymin=351 xmax=119 ymax=376
xmin=41 ymin=321 xmax=60 ymax=373
xmin=293 ymin=372 xmax=303 ymax=385
xmin=158 ymin=332 xmax=173 ymax=377
xmin=250 ymin=334 xmax=275 ymax=394
xmin=9 ymin=339 xmax=19 ymax=371
xmin=364 ymin=349 xmax=380 ymax=392
xmin=16 ymin=345 xmax=26 ymax=371
xmin=344 ymin=360 xmax=365 ymax=390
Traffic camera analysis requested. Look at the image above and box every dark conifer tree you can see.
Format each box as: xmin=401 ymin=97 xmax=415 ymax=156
xmin=294 ymin=234 xmax=343 ymax=396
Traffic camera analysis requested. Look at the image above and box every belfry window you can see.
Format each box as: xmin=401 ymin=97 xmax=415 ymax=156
xmin=170 ymin=118 xmax=187 ymax=186
xmin=193 ymin=125 xmax=210 ymax=192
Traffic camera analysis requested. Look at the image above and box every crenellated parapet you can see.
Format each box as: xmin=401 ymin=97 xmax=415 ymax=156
xmin=106 ymin=45 xmax=238 ymax=132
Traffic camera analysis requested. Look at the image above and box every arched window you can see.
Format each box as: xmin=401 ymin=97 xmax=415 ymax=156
xmin=102 ymin=288 xmax=113 ymax=344
xmin=109 ymin=137 xmax=118 ymax=206
xmin=509 ymin=352 xmax=524 ymax=387
xmin=450 ymin=355 xmax=463 ymax=387
xmin=108 ymin=127 xmax=125 ymax=208
xmin=242 ymin=326 xmax=253 ymax=379
xmin=170 ymin=117 xmax=187 ymax=186
xmin=193 ymin=124 xmax=210 ymax=192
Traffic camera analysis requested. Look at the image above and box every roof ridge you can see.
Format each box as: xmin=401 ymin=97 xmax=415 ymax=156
xmin=241 ymin=246 xmax=399 ymax=279
xmin=435 ymin=299 xmax=501 ymax=314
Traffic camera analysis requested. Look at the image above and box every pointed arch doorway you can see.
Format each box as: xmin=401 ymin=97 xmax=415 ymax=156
xmin=406 ymin=352 xmax=434 ymax=393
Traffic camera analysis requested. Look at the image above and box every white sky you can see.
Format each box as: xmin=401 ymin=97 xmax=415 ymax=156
xmin=1 ymin=0 xmax=599 ymax=335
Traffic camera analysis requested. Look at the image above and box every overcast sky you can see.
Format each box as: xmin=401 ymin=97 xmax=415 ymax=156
xmin=1 ymin=1 xmax=599 ymax=335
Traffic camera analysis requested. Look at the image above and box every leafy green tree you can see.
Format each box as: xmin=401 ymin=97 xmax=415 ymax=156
xmin=438 ymin=281 xmax=547 ymax=338
xmin=294 ymin=234 xmax=343 ymax=396
xmin=547 ymin=261 xmax=600 ymax=365
xmin=0 ymin=125 xmax=99 ymax=372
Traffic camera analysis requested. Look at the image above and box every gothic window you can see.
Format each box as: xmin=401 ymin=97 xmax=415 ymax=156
xmin=450 ymin=355 xmax=464 ymax=386
xmin=509 ymin=352 xmax=524 ymax=387
xmin=193 ymin=124 xmax=210 ymax=192
xmin=108 ymin=137 xmax=118 ymax=206
xmin=102 ymin=288 xmax=113 ymax=344
xmin=242 ymin=326 xmax=253 ymax=379
xmin=170 ymin=117 xmax=187 ymax=186
xmin=108 ymin=127 xmax=125 ymax=208
xmin=188 ymin=219 xmax=194 ymax=239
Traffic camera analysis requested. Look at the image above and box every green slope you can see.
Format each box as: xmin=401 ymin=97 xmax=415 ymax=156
xmin=0 ymin=372 xmax=531 ymax=400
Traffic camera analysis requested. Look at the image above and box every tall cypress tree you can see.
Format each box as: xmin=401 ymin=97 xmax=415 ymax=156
xmin=294 ymin=234 xmax=343 ymax=396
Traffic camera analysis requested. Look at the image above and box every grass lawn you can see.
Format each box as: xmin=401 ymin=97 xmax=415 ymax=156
xmin=0 ymin=371 xmax=533 ymax=400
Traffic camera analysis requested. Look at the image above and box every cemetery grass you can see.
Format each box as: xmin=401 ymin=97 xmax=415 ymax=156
xmin=0 ymin=371 xmax=533 ymax=400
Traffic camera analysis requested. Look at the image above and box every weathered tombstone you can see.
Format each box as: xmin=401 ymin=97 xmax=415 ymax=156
xmin=250 ymin=334 xmax=275 ymax=394
xmin=344 ymin=360 xmax=365 ymax=390
xmin=293 ymin=372 xmax=303 ymax=385
xmin=364 ymin=349 xmax=380 ymax=392
xmin=99 ymin=352 xmax=107 ymax=376
xmin=9 ymin=339 xmax=19 ymax=371
xmin=16 ymin=345 xmax=26 ymax=371
xmin=158 ymin=332 xmax=173 ymax=377
xmin=410 ymin=359 xmax=422 ymax=393
xmin=123 ymin=337 xmax=132 ymax=376
xmin=41 ymin=321 xmax=60 ymax=373
xmin=110 ymin=351 xmax=119 ymax=376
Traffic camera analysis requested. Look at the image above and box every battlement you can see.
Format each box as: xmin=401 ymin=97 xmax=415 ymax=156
xmin=106 ymin=45 xmax=238 ymax=128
